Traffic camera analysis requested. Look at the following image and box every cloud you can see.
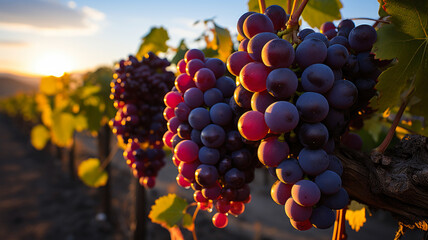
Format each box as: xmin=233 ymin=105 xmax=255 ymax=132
xmin=0 ymin=0 xmax=105 ymax=35
xmin=0 ymin=40 xmax=28 ymax=47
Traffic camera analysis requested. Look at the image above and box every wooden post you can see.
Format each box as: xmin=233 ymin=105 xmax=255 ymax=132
xmin=68 ymin=132 xmax=76 ymax=180
xmin=98 ymin=124 xmax=112 ymax=221
xmin=134 ymin=179 xmax=147 ymax=240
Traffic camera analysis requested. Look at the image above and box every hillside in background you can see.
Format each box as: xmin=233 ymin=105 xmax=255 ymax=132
xmin=0 ymin=73 xmax=39 ymax=97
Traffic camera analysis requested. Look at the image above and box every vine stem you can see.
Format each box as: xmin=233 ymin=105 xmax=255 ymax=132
xmin=258 ymin=0 xmax=266 ymax=13
xmin=350 ymin=17 xmax=391 ymax=24
xmin=375 ymin=84 xmax=415 ymax=154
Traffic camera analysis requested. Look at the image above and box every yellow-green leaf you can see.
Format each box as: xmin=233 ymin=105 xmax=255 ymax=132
xmin=214 ymin=24 xmax=233 ymax=62
xmin=31 ymin=124 xmax=50 ymax=150
xmin=136 ymin=27 xmax=169 ymax=59
xmin=78 ymin=158 xmax=108 ymax=188
xmin=51 ymin=111 xmax=75 ymax=147
xmin=301 ymin=0 xmax=342 ymax=28
xmin=345 ymin=200 xmax=367 ymax=232
xmin=247 ymin=0 xmax=342 ymax=28
xmin=40 ymin=76 xmax=58 ymax=95
xmin=182 ymin=213 xmax=194 ymax=231
xmin=149 ymin=194 xmax=188 ymax=228
xmin=74 ymin=114 xmax=88 ymax=132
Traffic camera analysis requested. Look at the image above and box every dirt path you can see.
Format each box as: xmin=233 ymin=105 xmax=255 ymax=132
xmin=0 ymin=115 xmax=112 ymax=240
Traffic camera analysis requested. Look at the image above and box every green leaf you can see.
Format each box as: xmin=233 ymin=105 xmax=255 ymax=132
xmin=31 ymin=124 xmax=50 ymax=150
xmin=372 ymin=0 xmax=428 ymax=136
xmin=136 ymin=27 xmax=169 ymax=60
xmin=301 ymin=0 xmax=342 ymax=28
xmin=171 ymin=39 xmax=189 ymax=65
xmin=51 ymin=111 xmax=75 ymax=147
xmin=78 ymin=158 xmax=108 ymax=187
xmin=345 ymin=200 xmax=368 ymax=232
xmin=247 ymin=0 xmax=342 ymax=28
xmin=248 ymin=0 xmax=286 ymax=13
xmin=182 ymin=213 xmax=194 ymax=231
xmin=214 ymin=24 xmax=233 ymax=62
xmin=149 ymin=194 xmax=188 ymax=228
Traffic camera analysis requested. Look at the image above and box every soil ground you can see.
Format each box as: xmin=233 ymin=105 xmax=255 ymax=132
xmin=0 ymin=114 xmax=425 ymax=240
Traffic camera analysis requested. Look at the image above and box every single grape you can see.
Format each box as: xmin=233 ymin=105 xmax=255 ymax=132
xmin=188 ymin=107 xmax=211 ymax=130
xmin=199 ymin=146 xmax=220 ymax=165
xmin=212 ymin=213 xmax=229 ymax=228
xmin=325 ymin=44 xmax=349 ymax=69
xmin=296 ymin=92 xmax=329 ymax=123
xmin=271 ymin=180 xmax=292 ymax=205
xmin=184 ymin=87 xmax=204 ymax=109
xmin=315 ymin=170 xmax=342 ymax=195
xmin=326 ymin=80 xmax=358 ymax=110
xmin=238 ymin=110 xmax=269 ymax=141
xmin=262 ymin=38 xmax=295 ymax=68
xmin=237 ymin=12 xmax=255 ymax=37
xmin=266 ymin=68 xmax=298 ymax=99
xmin=264 ymin=101 xmax=299 ymax=133
xmin=174 ymin=140 xmax=199 ymax=163
xmin=291 ymin=179 xmax=321 ymax=207
xmin=301 ymin=63 xmax=334 ymax=93
xmin=205 ymin=58 xmax=226 ymax=79
xmin=298 ymin=148 xmax=329 ymax=176
xmin=200 ymin=124 xmax=226 ymax=148
xmin=348 ymin=24 xmax=377 ymax=52
xmin=194 ymin=68 xmax=216 ymax=91
xmin=251 ymin=90 xmax=276 ymax=113
xmin=276 ymin=158 xmax=304 ymax=184
xmin=295 ymin=38 xmax=327 ymax=69
xmin=186 ymin=59 xmax=205 ymax=78
xmin=264 ymin=5 xmax=288 ymax=30
xmin=226 ymin=51 xmax=253 ymax=77
xmin=215 ymin=76 xmax=236 ymax=98
xmin=298 ymin=122 xmax=329 ymax=149
xmin=285 ymin=198 xmax=313 ymax=222
xmin=258 ymin=137 xmax=289 ymax=167
xmin=243 ymin=13 xmax=275 ymax=38
xmin=240 ymin=62 xmax=270 ymax=93
xmin=310 ymin=205 xmax=336 ymax=229
xmin=210 ymin=103 xmax=233 ymax=126
xmin=185 ymin=49 xmax=205 ymax=63
xmin=204 ymin=88 xmax=223 ymax=107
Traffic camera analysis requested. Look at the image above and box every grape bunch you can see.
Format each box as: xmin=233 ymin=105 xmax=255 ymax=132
xmin=229 ymin=5 xmax=381 ymax=230
xmin=163 ymin=49 xmax=259 ymax=228
xmin=109 ymin=53 xmax=175 ymax=188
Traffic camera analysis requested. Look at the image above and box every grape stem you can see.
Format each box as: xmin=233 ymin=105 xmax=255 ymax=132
xmin=287 ymin=0 xmax=292 ymax=14
xmin=99 ymin=142 xmax=119 ymax=170
xmin=375 ymin=83 xmax=415 ymax=154
xmin=258 ymin=0 xmax=266 ymax=13
xmin=191 ymin=205 xmax=200 ymax=240
xmin=332 ymin=208 xmax=347 ymax=240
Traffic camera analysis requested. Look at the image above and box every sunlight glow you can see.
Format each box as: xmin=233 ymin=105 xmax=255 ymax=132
xmin=32 ymin=52 xmax=75 ymax=77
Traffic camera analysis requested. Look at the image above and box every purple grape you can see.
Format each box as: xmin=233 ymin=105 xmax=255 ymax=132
xmin=298 ymin=122 xmax=329 ymax=149
xmin=188 ymin=107 xmax=211 ymax=130
xmin=264 ymin=101 xmax=299 ymax=133
xmin=199 ymin=146 xmax=220 ymax=165
xmin=200 ymin=124 xmax=226 ymax=148
xmin=291 ymin=180 xmax=321 ymax=207
xmin=310 ymin=205 xmax=336 ymax=229
xmin=296 ymin=38 xmax=327 ymax=69
xmin=264 ymin=5 xmax=288 ymax=30
xmin=296 ymin=92 xmax=329 ymax=123
xmin=298 ymin=148 xmax=329 ymax=176
xmin=276 ymin=158 xmax=303 ymax=184
xmin=315 ymin=170 xmax=342 ymax=195
xmin=301 ymin=63 xmax=334 ymax=93
xmin=247 ymin=32 xmax=279 ymax=62
xmin=251 ymin=91 xmax=276 ymax=113
xmin=243 ymin=13 xmax=275 ymax=38
xmin=262 ymin=38 xmax=295 ymax=68
xmin=195 ymin=164 xmax=219 ymax=187
xmin=210 ymin=103 xmax=233 ymax=126
xmin=266 ymin=68 xmax=298 ymax=99
xmin=204 ymin=88 xmax=223 ymax=107
xmin=184 ymin=87 xmax=204 ymax=109
xmin=326 ymin=80 xmax=358 ymax=110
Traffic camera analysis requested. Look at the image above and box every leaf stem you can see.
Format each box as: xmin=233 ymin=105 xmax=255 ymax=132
xmin=258 ymin=0 xmax=266 ymax=13
xmin=375 ymin=84 xmax=415 ymax=153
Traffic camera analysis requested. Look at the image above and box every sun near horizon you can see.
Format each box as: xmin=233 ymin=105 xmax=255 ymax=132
xmin=30 ymin=52 xmax=76 ymax=77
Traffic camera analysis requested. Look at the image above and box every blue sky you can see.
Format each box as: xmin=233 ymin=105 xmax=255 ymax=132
xmin=0 ymin=0 xmax=381 ymax=77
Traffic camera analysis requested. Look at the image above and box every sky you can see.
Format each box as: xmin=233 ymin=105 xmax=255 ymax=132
xmin=0 ymin=0 xmax=381 ymax=78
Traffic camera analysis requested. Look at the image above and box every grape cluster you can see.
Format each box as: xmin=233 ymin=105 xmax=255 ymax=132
xmin=229 ymin=5 xmax=380 ymax=230
xmin=163 ymin=49 xmax=258 ymax=228
xmin=110 ymin=53 xmax=175 ymax=188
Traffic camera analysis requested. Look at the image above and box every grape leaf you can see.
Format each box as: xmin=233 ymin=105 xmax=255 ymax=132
xmin=345 ymin=200 xmax=367 ymax=232
xmin=149 ymin=194 xmax=188 ymax=228
xmin=51 ymin=111 xmax=75 ymax=147
xmin=136 ymin=27 xmax=169 ymax=60
xmin=371 ymin=0 xmax=428 ymax=136
xmin=171 ymin=39 xmax=188 ymax=65
xmin=78 ymin=158 xmax=108 ymax=188
xmin=301 ymin=0 xmax=342 ymax=28
xmin=213 ymin=23 xmax=233 ymax=62
xmin=247 ymin=0 xmax=342 ymax=28
xmin=39 ymin=76 xmax=59 ymax=95
xmin=31 ymin=124 xmax=50 ymax=150
xmin=182 ymin=213 xmax=194 ymax=231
